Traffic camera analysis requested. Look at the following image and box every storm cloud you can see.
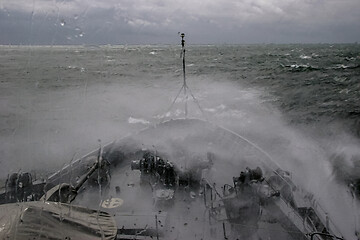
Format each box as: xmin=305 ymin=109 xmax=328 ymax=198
xmin=1 ymin=0 xmax=360 ymax=44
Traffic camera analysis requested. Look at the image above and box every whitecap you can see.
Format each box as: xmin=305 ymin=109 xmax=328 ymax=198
xmin=334 ymin=64 xmax=350 ymax=69
xmin=290 ymin=64 xmax=310 ymax=69
xmin=204 ymin=104 xmax=226 ymax=113
xmin=311 ymin=53 xmax=319 ymax=57
xmin=300 ymin=54 xmax=311 ymax=59
xmin=204 ymin=108 xmax=216 ymax=113
xmin=128 ymin=117 xmax=150 ymax=125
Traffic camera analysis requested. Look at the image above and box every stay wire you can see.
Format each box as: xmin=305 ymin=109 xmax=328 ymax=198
xmin=165 ymin=84 xmax=185 ymax=116
xmin=186 ymin=83 xmax=208 ymax=120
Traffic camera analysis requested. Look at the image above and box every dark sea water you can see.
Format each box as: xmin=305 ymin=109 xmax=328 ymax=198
xmin=0 ymin=44 xmax=359 ymax=236
xmin=189 ymin=44 xmax=360 ymax=130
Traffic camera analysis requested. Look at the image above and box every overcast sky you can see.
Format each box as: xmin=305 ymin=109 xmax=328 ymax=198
xmin=1 ymin=0 xmax=360 ymax=44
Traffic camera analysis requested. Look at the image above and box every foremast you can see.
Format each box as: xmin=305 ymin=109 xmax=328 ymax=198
xmin=166 ymin=33 xmax=205 ymax=119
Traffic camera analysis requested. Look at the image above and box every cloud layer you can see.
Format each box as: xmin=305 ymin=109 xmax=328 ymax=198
xmin=1 ymin=0 xmax=360 ymax=44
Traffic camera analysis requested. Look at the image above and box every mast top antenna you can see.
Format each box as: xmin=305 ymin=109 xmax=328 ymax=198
xmin=181 ymin=33 xmax=185 ymax=47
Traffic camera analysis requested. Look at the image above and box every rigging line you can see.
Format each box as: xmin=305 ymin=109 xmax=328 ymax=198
xmin=186 ymin=84 xmax=208 ymax=120
xmin=164 ymin=84 xmax=185 ymax=117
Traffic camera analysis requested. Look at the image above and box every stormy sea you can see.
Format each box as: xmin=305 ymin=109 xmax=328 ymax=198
xmin=0 ymin=44 xmax=359 ymax=237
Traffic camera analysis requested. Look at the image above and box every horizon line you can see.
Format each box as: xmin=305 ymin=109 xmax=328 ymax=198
xmin=0 ymin=42 xmax=359 ymax=47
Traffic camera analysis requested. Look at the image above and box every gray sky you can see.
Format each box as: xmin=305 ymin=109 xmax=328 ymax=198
xmin=1 ymin=0 xmax=360 ymax=44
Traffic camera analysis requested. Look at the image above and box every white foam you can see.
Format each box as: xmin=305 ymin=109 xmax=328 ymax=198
xmin=127 ymin=117 xmax=150 ymax=125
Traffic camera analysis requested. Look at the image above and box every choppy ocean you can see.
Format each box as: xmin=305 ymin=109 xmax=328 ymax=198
xmin=0 ymin=44 xmax=359 ymax=198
